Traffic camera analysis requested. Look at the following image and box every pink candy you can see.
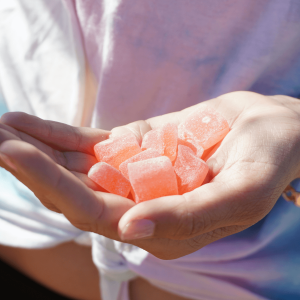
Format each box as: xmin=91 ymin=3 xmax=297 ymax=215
xmin=174 ymin=145 xmax=209 ymax=195
xmin=94 ymin=133 xmax=142 ymax=169
xmin=119 ymin=149 xmax=161 ymax=179
xmin=88 ymin=107 xmax=229 ymax=201
xmin=141 ymin=123 xmax=178 ymax=162
xmin=88 ymin=162 xmax=131 ymax=197
xmin=177 ymin=138 xmax=204 ymax=158
xmin=128 ymin=156 xmax=178 ymax=203
xmin=178 ymin=106 xmax=229 ymax=150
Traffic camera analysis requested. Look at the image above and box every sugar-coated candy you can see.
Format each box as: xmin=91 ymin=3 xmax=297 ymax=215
xmin=201 ymin=140 xmax=222 ymax=161
xmin=119 ymin=149 xmax=161 ymax=179
xmin=141 ymin=123 xmax=178 ymax=162
xmin=94 ymin=133 xmax=142 ymax=169
xmin=162 ymin=123 xmax=178 ymax=161
xmin=177 ymin=138 xmax=204 ymax=158
xmin=88 ymin=162 xmax=131 ymax=197
xmin=174 ymin=145 xmax=209 ymax=195
xmin=178 ymin=106 xmax=229 ymax=150
xmin=141 ymin=129 xmax=164 ymax=154
xmin=128 ymin=156 xmax=178 ymax=203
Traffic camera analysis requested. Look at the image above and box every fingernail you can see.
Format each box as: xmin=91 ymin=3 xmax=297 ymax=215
xmin=0 ymin=153 xmax=17 ymax=172
xmin=121 ymin=219 xmax=155 ymax=241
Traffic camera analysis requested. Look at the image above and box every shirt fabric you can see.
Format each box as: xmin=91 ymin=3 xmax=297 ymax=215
xmin=0 ymin=1 xmax=300 ymax=299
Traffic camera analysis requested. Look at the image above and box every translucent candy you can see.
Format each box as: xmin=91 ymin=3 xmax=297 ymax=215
xmin=141 ymin=129 xmax=163 ymax=154
xmin=119 ymin=149 xmax=161 ymax=179
xmin=178 ymin=106 xmax=229 ymax=150
xmin=94 ymin=133 xmax=142 ymax=169
xmin=201 ymin=140 xmax=222 ymax=161
xmin=177 ymin=138 xmax=204 ymax=158
xmin=141 ymin=123 xmax=178 ymax=162
xmin=88 ymin=162 xmax=131 ymax=197
xmin=128 ymin=156 xmax=178 ymax=203
xmin=174 ymin=145 xmax=209 ymax=195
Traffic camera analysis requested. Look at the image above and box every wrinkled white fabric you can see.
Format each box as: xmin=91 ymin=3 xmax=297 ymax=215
xmin=91 ymin=234 xmax=147 ymax=300
xmin=0 ymin=1 xmax=87 ymax=248
xmin=72 ymin=0 xmax=300 ymax=130
xmin=0 ymin=0 xmax=85 ymax=125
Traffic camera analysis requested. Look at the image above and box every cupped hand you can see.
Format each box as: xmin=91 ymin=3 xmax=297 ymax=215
xmin=0 ymin=114 xmax=135 ymax=240
xmin=1 ymin=91 xmax=300 ymax=260
xmin=112 ymin=91 xmax=300 ymax=259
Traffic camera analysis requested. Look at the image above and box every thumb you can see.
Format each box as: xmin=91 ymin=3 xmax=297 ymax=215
xmin=118 ymin=166 xmax=278 ymax=241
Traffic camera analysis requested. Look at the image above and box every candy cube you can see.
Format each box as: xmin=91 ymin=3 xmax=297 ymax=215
xmin=94 ymin=133 xmax=142 ymax=169
xmin=141 ymin=129 xmax=164 ymax=154
xmin=174 ymin=145 xmax=209 ymax=195
xmin=128 ymin=156 xmax=178 ymax=203
xmin=119 ymin=149 xmax=161 ymax=179
xmin=88 ymin=162 xmax=131 ymax=197
xmin=141 ymin=123 xmax=178 ymax=162
xmin=178 ymin=106 xmax=229 ymax=150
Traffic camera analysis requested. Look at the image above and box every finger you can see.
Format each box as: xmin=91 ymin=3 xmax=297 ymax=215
xmin=117 ymin=189 xmax=231 ymax=242
xmin=0 ymin=122 xmax=97 ymax=173
xmin=1 ymin=112 xmax=110 ymax=154
xmin=0 ymin=140 xmax=135 ymax=239
xmin=56 ymin=151 xmax=98 ymax=174
xmin=71 ymin=171 xmax=107 ymax=192
xmin=0 ymin=122 xmax=63 ymax=158
xmin=126 ymin=223 xmax=250 ymax=260
xmin=0 ymin=127 xmax=21 ymax=143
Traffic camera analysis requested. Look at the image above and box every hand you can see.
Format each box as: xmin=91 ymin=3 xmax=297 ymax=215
xmin=110 ymin=91 xmax=300 ymax=258
xmin=1 ymin=91 xmax=300 ymax=260
xmin=0 ymin=114 xmax=135 ymax=240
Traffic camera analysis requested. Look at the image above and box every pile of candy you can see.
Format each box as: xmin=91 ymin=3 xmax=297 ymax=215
xmin=88 ymin=106 xmax=230 ymax=203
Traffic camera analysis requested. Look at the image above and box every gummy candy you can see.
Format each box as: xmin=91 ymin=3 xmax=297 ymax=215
xmin=88 ymin=162 xmax=131 ymax=197
xmin=177 ymin=138 xmax=204 ymax=158
xmin=128 ymin=156 xmax=178 ymax=203
xmin=119 ymin=149 xmax=161 ymax=179
xmin=141 ymin=123 xmax=178 ymax=162
xmin=178 ymin=106 xmax=229 ymax=150
xmin=94 ymin=133 xmax=141 ymax=169
xmin=174 ymin=145 xmax=209 ymax=194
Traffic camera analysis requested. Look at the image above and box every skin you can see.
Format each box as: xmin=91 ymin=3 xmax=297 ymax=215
xmin=0 ymin=242 xmax=101 ymax=300
xmin=0 ymin=243 xmax=188 ymax=300
xmin=0 ymin=91 xmax=300 ymax=298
